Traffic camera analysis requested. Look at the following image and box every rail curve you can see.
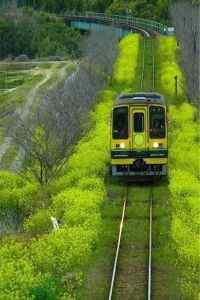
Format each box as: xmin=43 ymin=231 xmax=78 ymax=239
xmin=63 ymin=12 xmax=170 ymax=37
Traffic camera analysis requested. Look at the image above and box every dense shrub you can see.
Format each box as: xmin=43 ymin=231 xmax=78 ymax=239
xmin=0 ymin=172 xmax=39 ymax=234
xmin=24 ymin=209 xmax=52 ymax=236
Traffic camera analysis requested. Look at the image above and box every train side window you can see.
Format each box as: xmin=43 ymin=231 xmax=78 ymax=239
xmin=150 ymin=106 xmax=166 ymax=138
xmin=134 ymin=113 xmax=144 ymax=132
xmin=113 ymin=107 xmax=128 ymax=139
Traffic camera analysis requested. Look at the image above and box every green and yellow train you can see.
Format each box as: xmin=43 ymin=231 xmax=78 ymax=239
xmin=111 ymin=92 xmax=168 ymax=177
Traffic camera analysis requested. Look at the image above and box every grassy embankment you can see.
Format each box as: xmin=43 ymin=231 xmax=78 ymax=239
xmin=156 ymin=36 xmax=200 ymax=299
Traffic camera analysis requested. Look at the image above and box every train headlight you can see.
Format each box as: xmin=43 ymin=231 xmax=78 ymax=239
xmin=153 ymin=142 xmax=159 ymax=148
xmin=120 ymin=143 xmax=125 ymax=149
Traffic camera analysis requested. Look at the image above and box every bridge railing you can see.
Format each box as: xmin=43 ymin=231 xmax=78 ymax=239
xmin=64 ymin=12 xmax=169 ymax=35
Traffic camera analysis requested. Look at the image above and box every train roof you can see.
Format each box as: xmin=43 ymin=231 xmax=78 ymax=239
xmin=116 ymin=92 xmax=165 ymax=105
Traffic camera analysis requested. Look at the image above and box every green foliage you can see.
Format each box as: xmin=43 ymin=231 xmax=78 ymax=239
xmin=19 ymin=0 xmax=170 ymax=22
xmin=29 ymin=275 xmax=59 ymax=300
xmin=0 ymin=171 xmax=39 ymax=220
xmin=0 ymin=241 xmax=60 ymax=300
xmin=0 ymin=242 xmax=36 ymax=300
xmin=157 ymin=36 xmax=187 ymax=103
xmin=169 ymin=104 xmax=199 ymax=177
xmin=169 ymin=106 xmax=200 ymax=299
xmin=169 ymin=93 xmax=199 ymax=299
xmin=0 ymin=171 xmax=25 ymax=189
xmin=107 ymin=0 xmax=170 ymax=22
xmin=31 ymin=227 xmax=93 ymax=274
xmin=0 ymin=9 xmax=80 ymax=59
xmin=112 ymin=34 xmax=139 ymax=89
xmin=24 ymin=209 xmax=52 ymax=236
xmin=0 ymin=34 xmax=140 ymax=299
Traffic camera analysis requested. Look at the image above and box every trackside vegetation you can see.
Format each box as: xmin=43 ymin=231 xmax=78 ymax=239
xmin=112 ymin=34 xmax=139 ymax=89
xmin=0 ymin=34 xmax=139 ymax=299
xmin=157 ymin=36 xmax=200 ymax=299
xmin=0 ymin=32 xmax=198 ymax=299
xmin=156 ymin=36 xmax=187 ymax=104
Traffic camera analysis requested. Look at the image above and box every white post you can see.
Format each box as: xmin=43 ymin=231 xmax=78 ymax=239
xmin=51 ymin=216 xmax=59 ymax=230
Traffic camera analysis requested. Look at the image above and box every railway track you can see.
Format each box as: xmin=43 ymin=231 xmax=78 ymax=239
xmin=108 ymin=36 xmax=156 ymax=300
xmin=140 ymin=37 xmax=156 ymax=91
xmin=108 ymin=186 xmax=154 ymax=300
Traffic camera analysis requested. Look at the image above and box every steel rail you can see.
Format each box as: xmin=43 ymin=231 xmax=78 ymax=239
xmin=140 ymin=38 xmax=146 ymax=90
xmin=108 ymin=191 xmax=127 ymax=300
xmin=148 ymin=189 xmax=153 ymax=300
xmin=152 ymin=40 xmax=156 ymax=91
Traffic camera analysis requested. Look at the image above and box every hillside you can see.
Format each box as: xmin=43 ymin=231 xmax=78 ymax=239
xmin=3 ymin=0 xmax=170 ymax=22
xmin=0 ymin=8 xmax=80 ymax=59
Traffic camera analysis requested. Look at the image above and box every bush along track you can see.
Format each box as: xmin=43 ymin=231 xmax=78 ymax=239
xmin=157 ymin=36 xmax=200 ymax=299
xmin=80 ymin=34 xmax=141 ymax=300
xmin=0 ymin=34 xmax=139 ymax=299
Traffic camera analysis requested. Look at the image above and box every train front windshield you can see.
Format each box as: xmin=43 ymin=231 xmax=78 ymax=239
xmin=113 ymin=106 xmax=128 ymax=139
xmin=149 ymin=106 xmax=166 ymax=139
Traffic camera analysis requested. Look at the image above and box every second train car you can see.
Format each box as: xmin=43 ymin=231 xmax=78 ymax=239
xmin=111 ymin=92 xmax=168 ymax=177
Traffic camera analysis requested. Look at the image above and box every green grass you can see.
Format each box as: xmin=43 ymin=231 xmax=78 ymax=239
xmin=156 ymin=36 xmax=187 ymax=104
xmin=112 ymin=185 xmax=149 ymax=299
xmin=142 ymin=38 xmax=155 ymax=91
xmin=152 ymin=183 xmax=181 ymax=298
xmin=0 ymin=71 xmax=32 ymax=90
xmin=78 ymin=180 xmax=124 ymax=300
xmin=0 ymin=71 xmax=42 ymax=115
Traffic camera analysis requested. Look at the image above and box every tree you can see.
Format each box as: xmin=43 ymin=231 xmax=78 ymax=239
xmin=10 ymin=28 xmax=118 ymax=185
xmin=0 ymin=10 xmax=81 ymax=59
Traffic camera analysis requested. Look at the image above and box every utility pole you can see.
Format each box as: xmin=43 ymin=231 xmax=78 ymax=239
xmin=174 ymin=75 xmax=178 ymax=97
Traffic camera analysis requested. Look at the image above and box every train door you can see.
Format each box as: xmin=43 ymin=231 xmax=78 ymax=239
xmin=131 ymin=107 xmax=147 ymax=150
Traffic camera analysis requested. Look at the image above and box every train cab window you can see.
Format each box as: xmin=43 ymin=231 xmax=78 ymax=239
xmin=134 ymin=113 xmax=144 ymax=132
xmin=113 ymin=106 xmax=128 ymax=139
xmin=150 ymin=106 xmax=166 ymax=138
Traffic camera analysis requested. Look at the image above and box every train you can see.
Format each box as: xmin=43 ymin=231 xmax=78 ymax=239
xmin=110 ymin=92 xmax=168 ymax=178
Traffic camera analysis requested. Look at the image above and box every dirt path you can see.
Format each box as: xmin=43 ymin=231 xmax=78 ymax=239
xmin=10 ymin=62 xmax=77 ymax=170
xmin=0 ymin=68 xmax=53 ymax=164
xmin=0 ymin=62 xmax=74 ymax=167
